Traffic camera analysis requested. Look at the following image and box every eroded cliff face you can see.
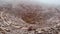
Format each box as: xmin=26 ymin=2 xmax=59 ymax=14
xmin=0 ymin=0 xmax=60 ymax=34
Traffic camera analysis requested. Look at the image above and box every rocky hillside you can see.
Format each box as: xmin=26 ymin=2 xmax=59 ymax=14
xmin=0 ymin=0 xmax=60 ymax=34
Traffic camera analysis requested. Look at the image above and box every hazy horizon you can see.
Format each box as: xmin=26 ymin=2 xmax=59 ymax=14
xmin=0 ymin=0 xmax=60 ymax=7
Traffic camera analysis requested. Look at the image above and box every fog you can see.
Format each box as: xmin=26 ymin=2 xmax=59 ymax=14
xmin=0 ymin=0 xmax=60 ymax=7
xmin=36 ymin=0 xmax=60 ymax=5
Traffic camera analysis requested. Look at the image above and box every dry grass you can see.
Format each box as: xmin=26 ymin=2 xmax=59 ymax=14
xmin=0 ymin=3 xmax=60 ymax=34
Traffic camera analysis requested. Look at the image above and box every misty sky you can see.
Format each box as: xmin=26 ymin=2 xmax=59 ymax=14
xmin=34 ymin=0 xmax=60 ymax=5
xmin=0 ymin=0 xmax=60 ymax=6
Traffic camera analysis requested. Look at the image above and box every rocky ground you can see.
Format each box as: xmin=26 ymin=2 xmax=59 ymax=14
xmin=0 ymin=2 xmax=60 ymax=34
